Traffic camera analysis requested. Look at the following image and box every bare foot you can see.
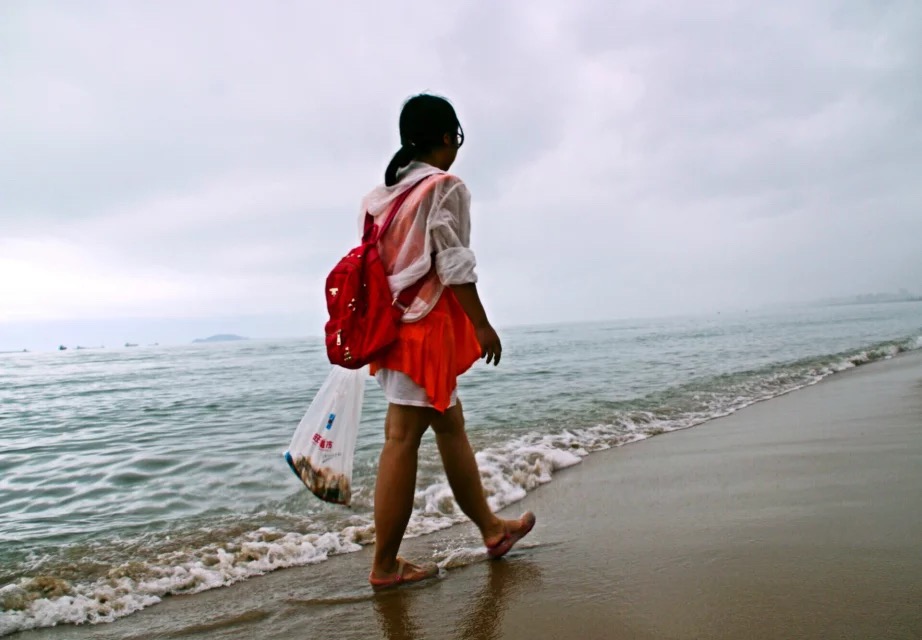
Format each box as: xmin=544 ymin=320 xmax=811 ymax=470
xmin=484 ymin=512 xmax=536 ymax=558
xmin=369 ymin=557 xmax=438 ymax=589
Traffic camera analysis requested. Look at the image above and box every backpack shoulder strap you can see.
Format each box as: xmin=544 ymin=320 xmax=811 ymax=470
xmin=392 ymin=259 xmax=436 ymax=311
xmin=363 ymin=175 xmax=434 ymax=244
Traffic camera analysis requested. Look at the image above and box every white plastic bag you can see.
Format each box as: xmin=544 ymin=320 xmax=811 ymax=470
xmin=284 ymin=366 xmax=365 ymax=506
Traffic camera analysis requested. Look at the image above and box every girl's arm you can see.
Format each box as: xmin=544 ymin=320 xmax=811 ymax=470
xmin=450 ymin=283 xmax=501 ymax=366
xmin=430 ymin=179 xmax=501 ymax=365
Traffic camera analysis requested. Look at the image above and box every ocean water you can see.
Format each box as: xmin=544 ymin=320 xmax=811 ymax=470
xmin=1 ymin=302 xmax=920 ymax=635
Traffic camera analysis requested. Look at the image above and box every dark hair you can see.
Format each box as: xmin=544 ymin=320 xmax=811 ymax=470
xmin=384 ymin=94 xmax=463 ymax=186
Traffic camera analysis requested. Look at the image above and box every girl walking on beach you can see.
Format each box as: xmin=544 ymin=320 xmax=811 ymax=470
xmin=363 ymin=94 xmax=535 ymax=589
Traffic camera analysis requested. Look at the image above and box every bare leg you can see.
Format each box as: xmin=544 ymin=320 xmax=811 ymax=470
xmin=431 ymin=402 xmax=514 ymax=546
xmin=371 ymin=403 xmax=432 ymax=578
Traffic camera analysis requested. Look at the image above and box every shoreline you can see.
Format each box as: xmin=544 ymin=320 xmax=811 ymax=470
xmin=12 ymin=349 xmax=922 ymax=639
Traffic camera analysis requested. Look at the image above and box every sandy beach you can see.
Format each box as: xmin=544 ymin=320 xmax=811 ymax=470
xmin=17 ymin=350 xmax=922 ymax=640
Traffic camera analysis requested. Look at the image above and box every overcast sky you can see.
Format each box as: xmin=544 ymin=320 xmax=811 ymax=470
xmin=2 ymin=0 xmax=920 ymax=350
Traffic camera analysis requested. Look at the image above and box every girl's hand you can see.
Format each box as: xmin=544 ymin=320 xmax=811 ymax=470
xmin=476 ymin=324 xmax=502 ymax=366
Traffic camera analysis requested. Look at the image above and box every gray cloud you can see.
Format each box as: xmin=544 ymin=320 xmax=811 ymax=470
xmin=1 ymin=0 xmax=920 ymax=346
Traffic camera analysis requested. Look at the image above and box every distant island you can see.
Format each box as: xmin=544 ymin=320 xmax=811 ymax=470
xmin=192 ymin=334 xmax=249 ymax=344
xmin=819 ymin=290 xmax=922 ymax=306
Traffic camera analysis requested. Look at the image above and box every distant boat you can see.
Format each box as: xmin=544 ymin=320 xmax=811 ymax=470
xmin=59 ymin=345 xmax=67 ymax=351
xmin=125 ymin=342 xmax=138 ymax=348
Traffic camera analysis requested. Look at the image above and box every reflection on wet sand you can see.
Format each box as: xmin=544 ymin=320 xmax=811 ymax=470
xmin=373 ymin=560 xmax=543 ymax=640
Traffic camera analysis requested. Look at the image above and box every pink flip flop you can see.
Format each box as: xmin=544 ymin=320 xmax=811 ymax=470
xmin=368 ymin=557 xmax=439 ymax=590
xmin=487 ymin=511 xmax=536 ymax=559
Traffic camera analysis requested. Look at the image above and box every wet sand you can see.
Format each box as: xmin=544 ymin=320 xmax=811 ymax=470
xmin=19 ymin=351 xmax=922 ymax=639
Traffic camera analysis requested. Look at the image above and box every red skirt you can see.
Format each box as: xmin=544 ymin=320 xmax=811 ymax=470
xmin=370 ymin=289 xmax=481 ymax=412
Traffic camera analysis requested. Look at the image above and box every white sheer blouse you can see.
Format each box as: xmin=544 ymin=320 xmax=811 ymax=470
xmin=359 ymin=161 xmax=478 ymax=322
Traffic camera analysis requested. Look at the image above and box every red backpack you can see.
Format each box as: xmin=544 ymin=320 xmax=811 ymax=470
xmin=324 ymin=177 xmax=432 ymax=368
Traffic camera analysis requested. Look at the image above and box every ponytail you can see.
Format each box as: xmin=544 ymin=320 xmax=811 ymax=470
xmin=384 ymin=144 xmax=416 ymax=187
